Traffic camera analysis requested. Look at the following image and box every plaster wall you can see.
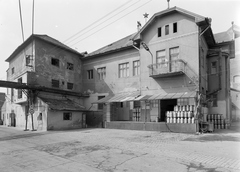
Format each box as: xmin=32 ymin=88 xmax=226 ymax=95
xmin=47 ymin=111 xmax=83 ymax=130
xmin=140 ymin=13 xmax=199 ymax=95
xmin=208 ymin=53 xmax=230 ymax=119
xmin=83 ymin=49 xmax=140 ymax=94
xmin=34 ymin=39 xmax=83 ymax=92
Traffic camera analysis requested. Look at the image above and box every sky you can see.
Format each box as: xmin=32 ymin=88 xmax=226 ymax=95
xmin=0 ymin=0 xmax=240 ymax=93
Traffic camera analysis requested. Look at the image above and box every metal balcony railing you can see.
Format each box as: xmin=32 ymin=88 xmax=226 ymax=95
xmin=148 ymin=59 xmax=199 ymax=86
xmin=148 ymin=59 xmax=186 ymax=78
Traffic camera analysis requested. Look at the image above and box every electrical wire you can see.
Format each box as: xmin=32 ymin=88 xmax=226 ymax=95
xmin=18 ymin=0 xmax=25 ymax=42
xmin=35 ymin=0 xmax=147 ymax=60
xmin=67 ymin=0 xmax=141 ymax=45
xmin=70 ymin=0 xmax=153 ymax=47
xmin=64 ymin=0 xmax=136 ymax=44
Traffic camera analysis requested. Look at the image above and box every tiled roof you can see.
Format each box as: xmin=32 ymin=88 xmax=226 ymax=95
xmin=39 ymin=96 xmax=86 ymax=111
xmin=6 ymin=34 xmax=82 ymax=62
xmin=85 ymin=33 xmax=137 ymax=58
xmin=35 ymin=34 xmax=81 ymax=55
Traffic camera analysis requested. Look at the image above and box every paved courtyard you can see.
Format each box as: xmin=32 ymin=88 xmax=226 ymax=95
xmin=0 ymin=125 xmax=240 ymax=172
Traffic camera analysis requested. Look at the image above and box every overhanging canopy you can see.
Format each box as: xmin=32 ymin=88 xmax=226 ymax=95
xmin=148 ymin=91 xmax=196 ymax=100
xmin=92 ymin=92 xmax=140 ymax=104
xmin=92 ymin=91 xmax=196 ymax=104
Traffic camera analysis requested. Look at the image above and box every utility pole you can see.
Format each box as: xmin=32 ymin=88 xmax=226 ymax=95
xmin=167 ymin=0 xmax=170 ymax=9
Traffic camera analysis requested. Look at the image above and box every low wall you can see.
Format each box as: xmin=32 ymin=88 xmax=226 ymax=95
xmin=106 ymin=121 xmax=196 ymax=133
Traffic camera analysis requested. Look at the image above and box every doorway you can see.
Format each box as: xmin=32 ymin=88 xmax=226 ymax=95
xmin=10 ymin=113 xmax=16 ymax=127
xmin=160 ymin=99 xmax=177 ymax=121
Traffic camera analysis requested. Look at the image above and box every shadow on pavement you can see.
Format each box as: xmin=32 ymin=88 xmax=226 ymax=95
xmin=183 ymin=121 xmax=240 ymax=142
xmin=0 ymin=126 xmax=99 ymax=142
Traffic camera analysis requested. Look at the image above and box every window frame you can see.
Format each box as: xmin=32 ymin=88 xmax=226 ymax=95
xmin=173 ymin=22 xmax=177 ymax=33
xmin=17 ymin=77 xmax=22 ymax=99
xmin=87 ymin=69 xmax=94 ymax=79
xmin=133 ymin=60 xmax=140 ymax=76
xmin=26 ymin=55 xmax=31 ymax=66
xmin=63 ymin=112 xmax=72 ymax=120
xmin=151 ymin=100 xmax=158 ymax=108
xmin=98 ymin=96 xmax=105 ymax=110
xmin=211 ymin=61 xmax=217 ymax=74
xmin=165 ymin=25 xmax=169 ymax=35
xmin=212 ymin=94 xmax=217 ymax=107
xmin=156 ymin=49 xmax=167 ymax=67
xmin=67 ymin=62 xmax=74 ymax=70
xmin=97 ymin=67 xmax=106 ymax=80
xmin=119 ymin=62 xmax=129 ymax=78
xmin=67 ymin=82 xmax=74 ymax=90
xmin=158 ymin=27 xmax=162 ymax=37
xmin=51 ymin=58 xmax=60 ymax=67
xmin=51 ymin=79 xmax=60 ymax=88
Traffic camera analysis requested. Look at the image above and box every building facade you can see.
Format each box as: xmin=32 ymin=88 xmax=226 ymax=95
xmin=3 ymin=7 xmax=236 ymax=132
xmin=84 ymin=7 xmax=234 ymax=132
xmin=4 ymin=35 xmax=87 ymax=130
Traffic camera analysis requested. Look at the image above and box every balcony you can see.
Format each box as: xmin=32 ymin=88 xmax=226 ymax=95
xmin=148 ymin=59 xmax=186 ymax=78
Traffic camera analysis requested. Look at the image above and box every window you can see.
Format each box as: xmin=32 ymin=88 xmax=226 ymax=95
xmin=98 ymin=96 xmax=105 ymax=110
xmin=51 ymin=58 xmax=59 ymax=67
xmin=52 ymin=79 xmax=59 ymax=88
xmin=134 ymin=101 xmax=140 ymax=108
xmin=63 ymin=112 xmax=72 ymax=120
xmin=211 ymin=61 xmax=217 ymax=74
xmin=18 ymin=78 xmax=22 ymax=99
xmin=67 ymin=62 xmax=74 ymax=70
xmin=156 ymin=50 xmax=167 ymax=67
xmin=120 ymin=102 xmax=124 ymax=108
xmin=133 ymin=60 xmax=140 ymax=76
xmin=165 ymin=25 xmax=169 ymax=35
xmin=87 ymin=69 xmax=93 ymax=79
xmin=233 ymin=75 xmax=240 ymax=83
xmin=37 ymin=113 xmax=42 ymax=121
xmin=11 ymin=88 xmax=14 ymax=102
xmin=173 ymin=22 xmax=177 ymax=33
xmin=97 ymin=67 xmax=106 ymax=80
xmin=151 ymin=100 xmax=158 ymax=108
xmin=26 ymin=55 xmax=31 ymax=66
xmin=158 ymin=27 xmax=162 ymax=37
xmin=170 ymin=47 xmax=179 ymax=62
xmin=169 ymin=47 xmax=179 ymax=71
xmin=12 ymin=67 xmax=14 ymax=74
xmin=67 ymin=82 xmax=73 ymax=90
xmin=212 ymin=94 xmax=217 ymax=107
xmin=177 ymin=98 xmax=190 ymax=106
xmin=119 ymin=62 xmax=129 ymax=78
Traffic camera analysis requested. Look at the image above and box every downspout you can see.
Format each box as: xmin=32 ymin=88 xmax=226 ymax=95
xmin=197 ymin=23 xmax=211 ymax=133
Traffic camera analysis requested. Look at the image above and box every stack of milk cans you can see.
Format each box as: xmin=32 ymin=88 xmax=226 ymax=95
xmin=166 ymin=105 xmax=195 ymax=124
xmin=206 ymin=114 xmax=228 ymax=129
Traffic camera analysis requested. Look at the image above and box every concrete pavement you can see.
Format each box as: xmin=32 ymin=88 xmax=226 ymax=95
xmin=0 ymin=125 xmax=239 ymax=172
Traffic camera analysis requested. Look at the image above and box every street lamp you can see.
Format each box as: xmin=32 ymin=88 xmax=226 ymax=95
xmin=141 ymin=42 xmax=153 ymax=75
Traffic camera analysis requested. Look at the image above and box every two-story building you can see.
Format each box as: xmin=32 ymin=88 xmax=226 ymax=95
xmin=4 ymin=34 xmax=87 ymax=130
xmin=3 ymin=6 xmax=235 ymax=133
xmin=85 ymin=7 xmax=234 ymax=133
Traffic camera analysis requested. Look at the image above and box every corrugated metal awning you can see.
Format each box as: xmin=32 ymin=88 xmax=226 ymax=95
xmin=92 ymin=95 xmax=114 ymax=104
xmin=181 ymin=91 xmax=196 ymax=98
xmin=148 ymin=94 xmax=161 ymax=100
xmin=134 ymin=95 xmax=152 ymax=101
xmin=145 ymin=91 xmax=196 ymax=100
xmin=92 ymin=91 xmax=196 ymax=104
xmin=92 ymin=92 xmax=140 ymax=104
